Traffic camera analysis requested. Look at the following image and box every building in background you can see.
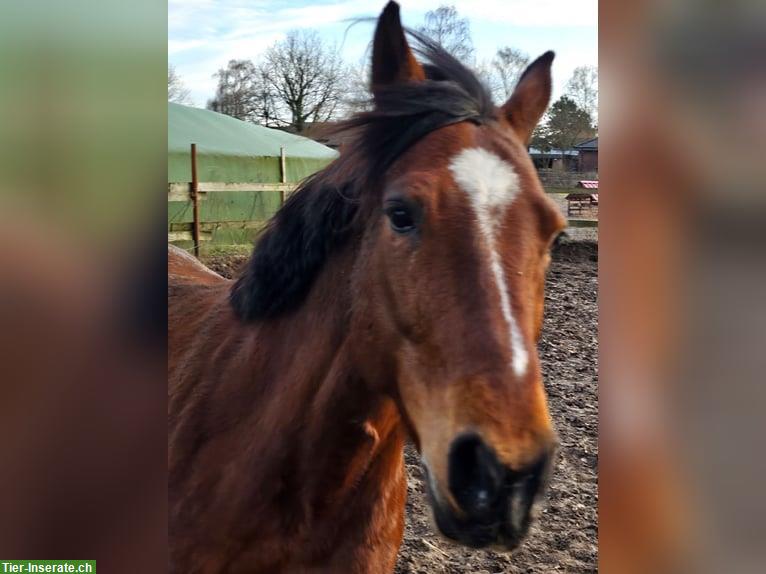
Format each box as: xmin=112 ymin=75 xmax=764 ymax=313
xmin=167 ymin=103 xmax=337 ymax=248
xmin=528 ymin=147 xmax=580 ymax=171
xmin=574 ymin=137 xmax=598 ymax=172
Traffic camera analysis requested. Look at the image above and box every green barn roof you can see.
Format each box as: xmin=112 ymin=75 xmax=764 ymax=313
xmin=168 ymin=103 xmax=338 ymax=184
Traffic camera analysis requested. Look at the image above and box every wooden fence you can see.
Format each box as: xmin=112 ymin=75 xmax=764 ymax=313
xmin=168 ymin=181 xmax=597 ymax=250
xmin=168 ymin=143 xmax=298 ymax=253
xmin=168 ymin=144 xmax=597 ymax=254
xmin=167 ymin=181 xmax=295 ymax=245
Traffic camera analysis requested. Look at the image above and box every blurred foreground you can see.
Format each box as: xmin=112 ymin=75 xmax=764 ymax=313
xmin=601 ymin=1 xmax=766 ymax=572
xmin=0 ymin=2 xmax=167 ymax=572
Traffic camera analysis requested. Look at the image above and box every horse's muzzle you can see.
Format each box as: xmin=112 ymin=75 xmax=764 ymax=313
xmin=426 ymin=433 xmax=554 ymax=550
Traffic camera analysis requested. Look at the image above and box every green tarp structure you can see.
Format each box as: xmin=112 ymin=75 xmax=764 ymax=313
xmin=168 ymin=103 xmax=338 ymax=247
xmin=168 ymin=102 xmax=338 ymax=183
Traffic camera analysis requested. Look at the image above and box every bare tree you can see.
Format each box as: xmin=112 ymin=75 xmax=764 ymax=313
xmin=565 ymin=65 xmax=598 ymax=121
xmin=207 ymin=59 xmax=263 ymax=122
xmin=418 ymin=5 xmax=474 ymax=63
xmin=474 ymin=59 xmax=500 ymax=101
xmin=168 ymin=64 xmax=192 ymax=104
xmin=344 ymin=57 xmax=373 ymax=115
xmin=249 ymin=65 xmax=281 ymax=127
xmin=491 ymin=47 xmax=530 ymax=100
xmin=260 ymin=30 xmax=346 ymax=132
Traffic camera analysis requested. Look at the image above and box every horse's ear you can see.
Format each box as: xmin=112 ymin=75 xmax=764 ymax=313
xmin=371 ymin=1 xmax=425 ymax=89
xmin=501 ymin=51 xmax=555 ymax=144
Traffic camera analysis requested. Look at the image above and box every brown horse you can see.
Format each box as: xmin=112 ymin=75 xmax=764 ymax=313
xmin=168 ymin=2 xmax=565 ymax=572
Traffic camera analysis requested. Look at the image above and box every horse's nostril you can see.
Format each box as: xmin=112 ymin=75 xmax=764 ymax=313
xmin=448 ymin=434 xmax=504 ymax=515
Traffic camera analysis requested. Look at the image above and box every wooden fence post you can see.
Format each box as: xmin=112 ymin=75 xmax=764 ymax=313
xmin=279 ymin=146 xmax=287 ymax=205
xmin=191 ymin=143 xmax=200 ymax=258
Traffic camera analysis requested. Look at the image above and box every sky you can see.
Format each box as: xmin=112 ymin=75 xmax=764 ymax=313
xmin=169 ymin=0 xmax=598 ymax=108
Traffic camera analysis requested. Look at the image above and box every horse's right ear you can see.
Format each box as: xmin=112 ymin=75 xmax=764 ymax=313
xmin=371 ymin=1 xmax=425 ymax=89
xmin=501 ymin=51 xmax=555 ymax=144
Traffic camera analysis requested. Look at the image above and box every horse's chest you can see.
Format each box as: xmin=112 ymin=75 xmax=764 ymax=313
xmin=307 ymin=467 xmax=407 ymax=573
xmin=232 ymin=445 xmax=407 ymax=574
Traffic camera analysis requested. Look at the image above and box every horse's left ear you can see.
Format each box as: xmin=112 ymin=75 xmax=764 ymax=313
xmin=501 ymin=51 xmax=555 ymax=144
xmin=371 ymin=1 xmax=425 ymax=90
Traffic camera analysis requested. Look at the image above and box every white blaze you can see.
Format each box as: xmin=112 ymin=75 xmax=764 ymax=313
xmin=448 ymin=147 xmax=529 ymax=378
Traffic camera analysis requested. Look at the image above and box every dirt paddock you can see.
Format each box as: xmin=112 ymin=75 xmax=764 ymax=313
xmin=202 ymin=239 xmax=598 ymax=573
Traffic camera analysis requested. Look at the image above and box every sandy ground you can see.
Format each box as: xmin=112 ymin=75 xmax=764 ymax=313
xmin=202 ymin=240 xmax=598 ymax=573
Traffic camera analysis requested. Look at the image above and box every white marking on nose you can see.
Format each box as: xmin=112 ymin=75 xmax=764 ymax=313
xmin=449 ymin=147 xmax=529 ymax=378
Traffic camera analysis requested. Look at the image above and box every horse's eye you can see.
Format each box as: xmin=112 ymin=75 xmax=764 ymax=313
xmin=386 ymin=205 xmax=415 ymax=233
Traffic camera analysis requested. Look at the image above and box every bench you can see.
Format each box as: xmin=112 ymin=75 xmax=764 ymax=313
xmin=566 ymin=192 xmax=599 ymax=216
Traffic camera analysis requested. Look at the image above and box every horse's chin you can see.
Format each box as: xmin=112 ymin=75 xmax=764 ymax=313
xmin=433 ymin=504 xmax=531 ymax=551
xmin=421 ymin=458 xmax=541 ymax=552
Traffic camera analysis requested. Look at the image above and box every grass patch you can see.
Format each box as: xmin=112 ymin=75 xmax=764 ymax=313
xmin=200 ymin=243 xmax=254 ymax=257
xmin=545 ymin=187 xmax=579 ymax=195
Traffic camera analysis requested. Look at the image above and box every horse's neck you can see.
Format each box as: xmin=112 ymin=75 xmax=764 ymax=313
xmin=295 ymin=358 xmax=404 ymax=517
xmin=249 ymin=249 xmax=404 ymax=521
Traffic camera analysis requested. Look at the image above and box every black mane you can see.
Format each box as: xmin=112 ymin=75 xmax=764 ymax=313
xmin=230 ymin=32 xmax=495 ymax=321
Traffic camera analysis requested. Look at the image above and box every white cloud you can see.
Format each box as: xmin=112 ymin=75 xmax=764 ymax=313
xmin=168 ymin=39 xmax=208 ymax=55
